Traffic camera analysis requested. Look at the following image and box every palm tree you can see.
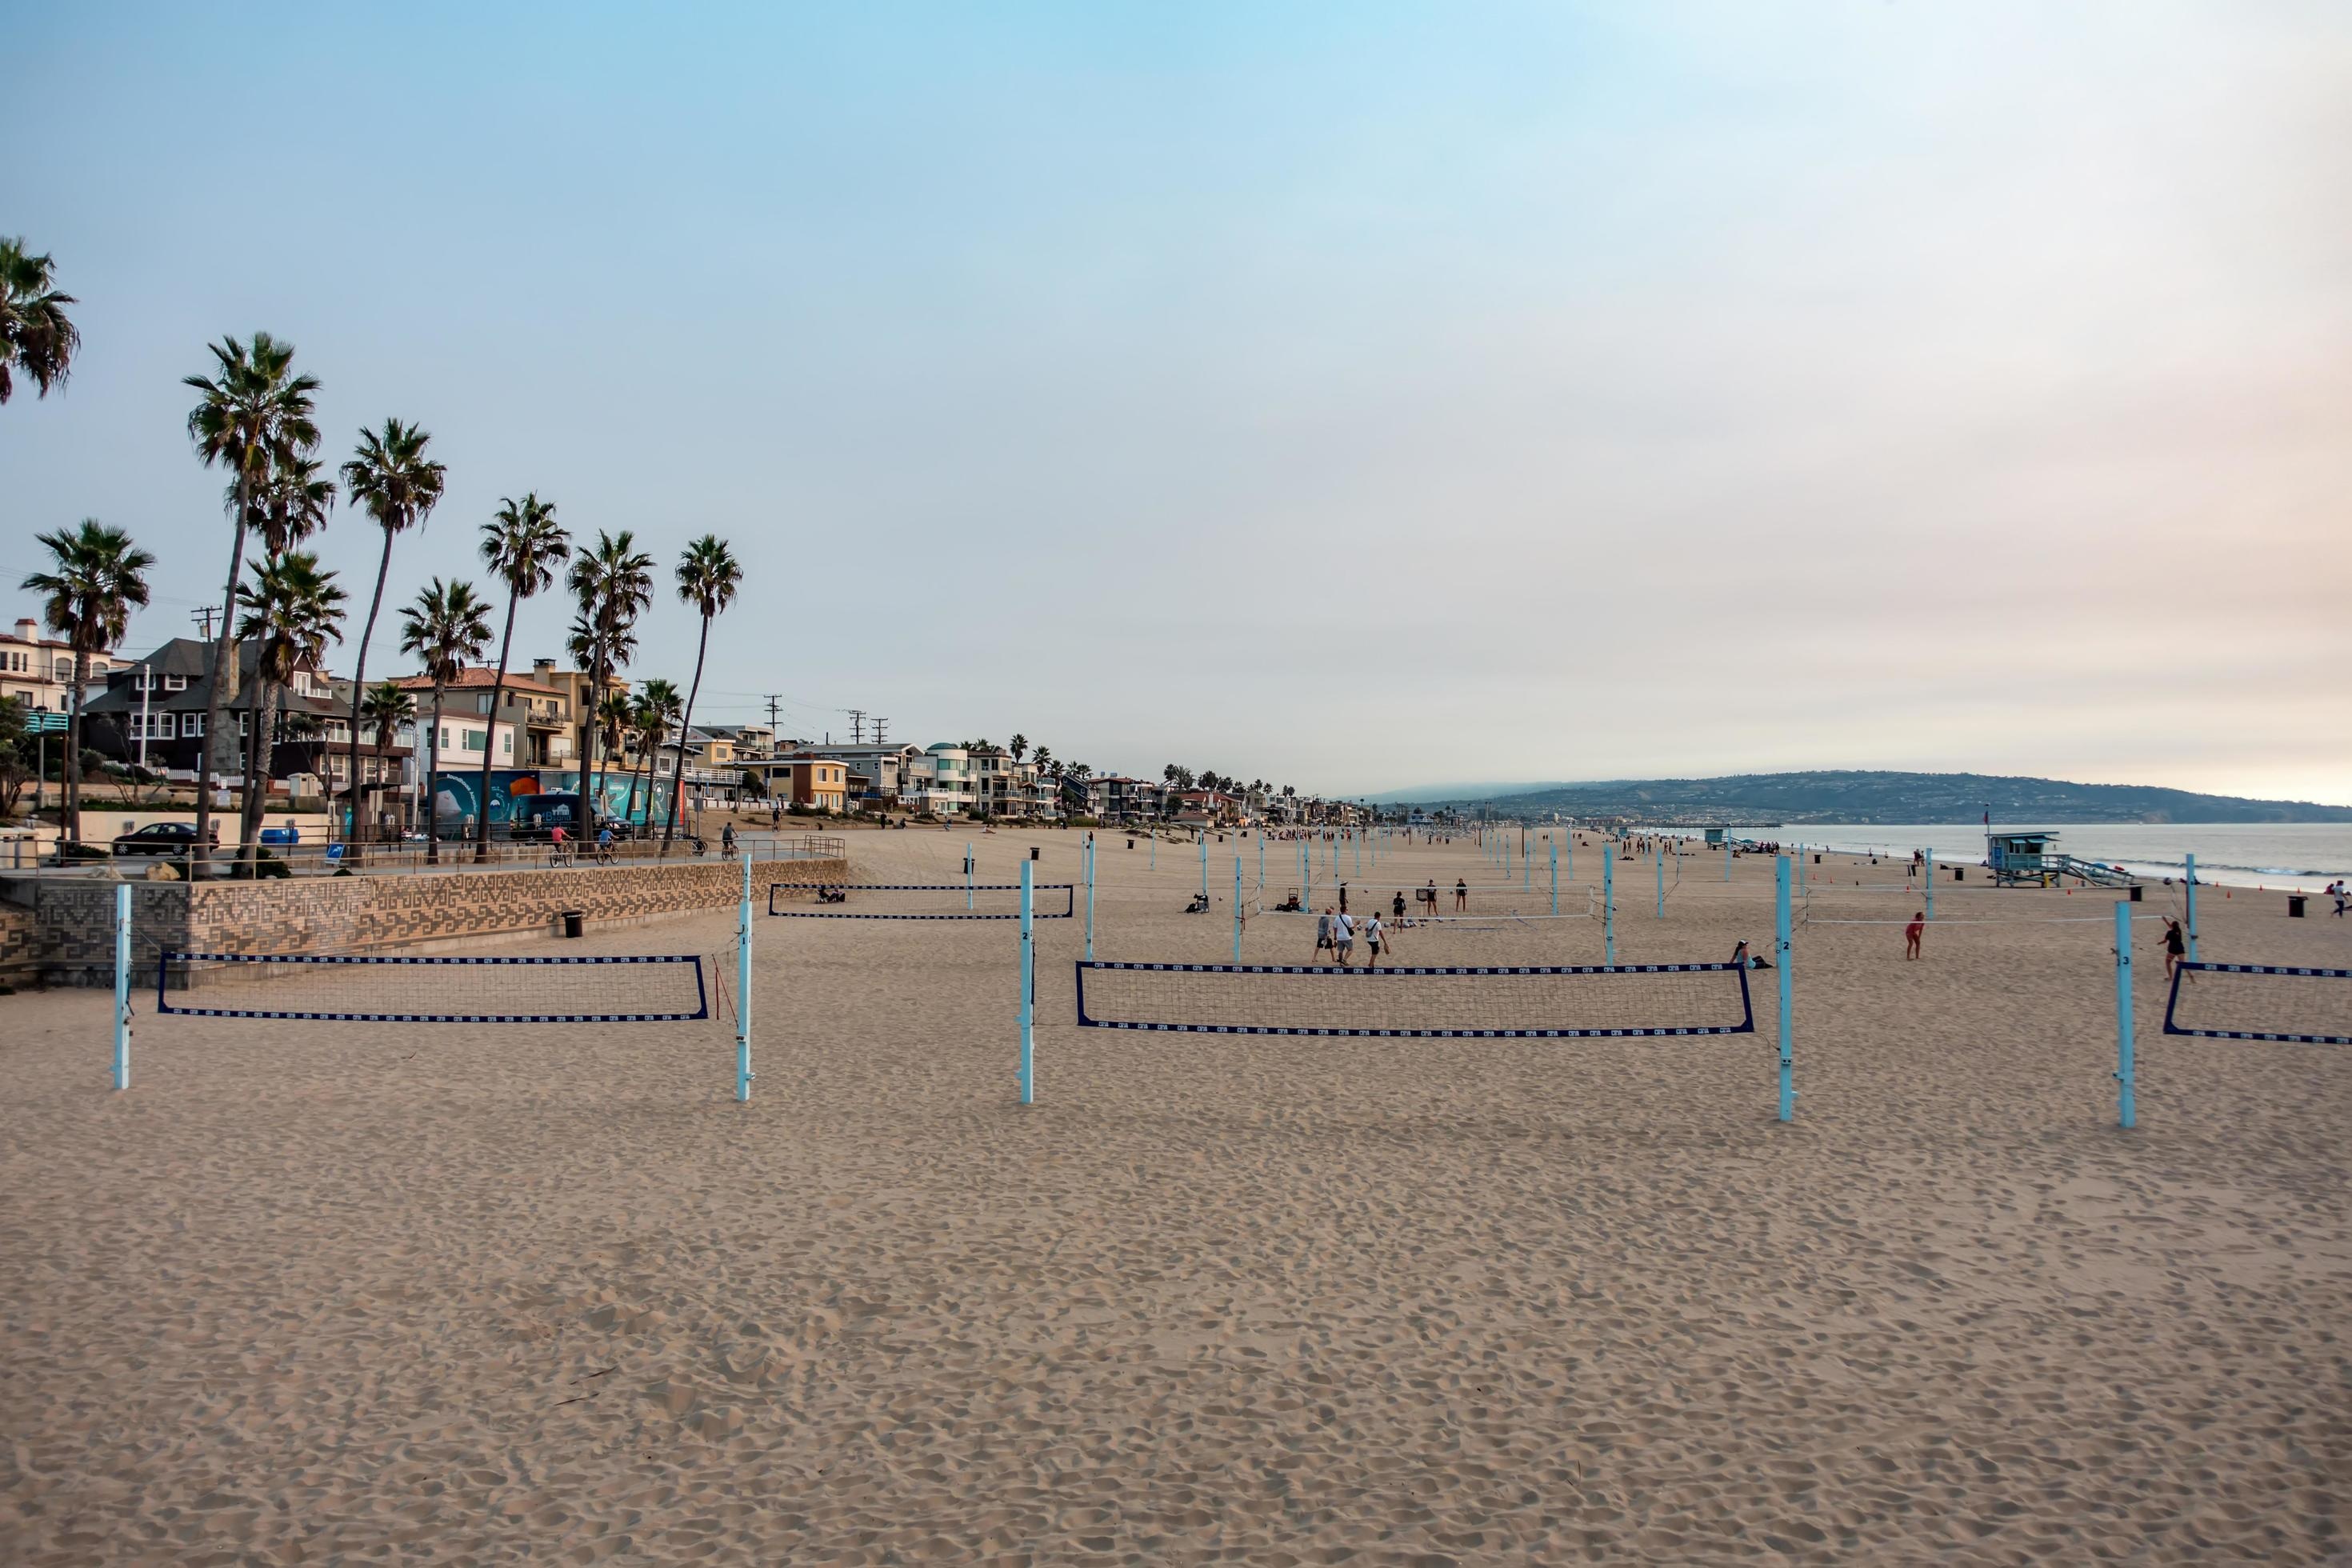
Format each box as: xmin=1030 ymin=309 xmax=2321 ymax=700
xmin=20 ymin=522 xmax=154 ymax=843
xmin=1008 ymin=734 xmax=1027 ymax=763
xmin=594 ymin=686 xmax=635 ymax=826
xmin=234 ymin=551 xmax=346 ymax=871
xmin=234 ymin=454 xmax=338 ymax=858
xmin=184 ymin=334 xmax=321 ymax=874
xmin=564 ymin=531 xmax=653 ymax=833
xmin=661 ymin=535 xmax=740 ymax=854
xmin=360 ymin=682 xmax=414 ymax=825
xmin=474 ymin=494 xmax=569 ymax=861
xmin=632 ymin=678 xmax=683 ymax=833
xmin=339 ymin=418 xmax=445 ymax=847
xmin=398 ymin=579 xmax=491 ymax=866
xmin=1 ymin=238 xmax=81 ymax=405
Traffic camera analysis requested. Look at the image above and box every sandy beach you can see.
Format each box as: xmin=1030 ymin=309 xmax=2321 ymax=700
xmin=4 ymin=825 xmax=2348 ymax=1564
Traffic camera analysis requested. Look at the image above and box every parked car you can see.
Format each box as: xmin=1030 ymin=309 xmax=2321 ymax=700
xmin=110 ymin=822 xmax=218 ymax=857
xmin=257 ymin=824 xmax=302 ymax=846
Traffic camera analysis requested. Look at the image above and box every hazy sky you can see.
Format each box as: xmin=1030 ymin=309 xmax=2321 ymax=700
xmin=7 ymin=3 xmax=2348 ymax=802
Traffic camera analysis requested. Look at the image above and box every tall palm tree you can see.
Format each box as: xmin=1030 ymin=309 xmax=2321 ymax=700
xmin=1008 ymin=734 xmax=1027 ymax=763
xmin=474 ymin=494 xmax=569 ymax=861
xmin=20 ymin=522 xmax=154 ymax=843
xmin=1 ymin=238 xmax=81 ymax=405
xmin=184 ymin=333 xmax=321 ymax=874
xmin=339 ymin=418 xmax=445 ymax=847
xmin=398 ymin=578 xmax=490 ymax=866
xmin=361 ymin=682 xmax=415 ymax=826
xmin=234 ymin=453 xmax=338 ymax=857
xmin=661 ymin=535 xmax=740 ymax=854
xmin=563 ymin=530 xmax=653 ymax=834
xmin=631 ymin=678 xmax=683 ymax=832
xmin=594 ymin=686 xmax=635 ymax=827
xmin=234 ymin=551 xmax=346 ymax=871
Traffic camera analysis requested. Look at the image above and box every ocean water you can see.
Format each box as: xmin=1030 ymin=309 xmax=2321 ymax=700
xmin=1749 ymin=823 xmax=2352 ymax=894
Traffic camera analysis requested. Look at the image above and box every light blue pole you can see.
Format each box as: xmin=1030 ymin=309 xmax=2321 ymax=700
xmin=1084 ymin=835 xmax=1095 ymax=962
xmin=1258 ymin=832 xmax=1265 ymax=896
xmin=1019 ymin=861 xmax=1035 ymax=1106
xmin=1724 ymin=836 xmax=1731 ymax=881
xmin=966 ymin=841 xmax=974 ymax=910
xmin=1924 ymin=847 xmax=1935 ymax=920
xmin=1199 ymin=835 xmax=1208 ymax=902
xmin=2183 ymin=854 xmax=2198 ymax=962
xmin=113 ymin=883 xmax=130 ymax=1091
xmin=736 ymin=854 xmax=752 ymax=1102
xmin=1566 ymin=827 xmax=1573 ymax=883
xmin=1354 ymin=830 xmax=1361 ymax=877
xmin=1603 ymin=853 xmax=1615 ymax=964
xmin=1550 ymin=838 xmax=1558 ymax=916
xmin=1234 ymin=856 xmax=1243 ymax=962
xmin=1776 ymin=855 xmax=1794 ymax=1122
xmin=2114 ymin=898 xmax=2135 ymax=1129
xmin=1522 ymin=830 xmax=1531 ymax=890
xmin=1150 ymin=834 xmax=1155 ymax=870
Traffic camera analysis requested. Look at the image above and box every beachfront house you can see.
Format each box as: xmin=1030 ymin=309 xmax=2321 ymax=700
xmin=2 ymin=615 xmax=121 ymax=714
xmin=904 ymin=745 xmax=975 ymax=816
xmin=783 ymin=758 xmax=848 ymax=813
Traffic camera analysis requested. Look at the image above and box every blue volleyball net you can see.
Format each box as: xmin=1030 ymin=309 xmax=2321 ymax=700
xmin=2162 ymin=962 xmax=2352 ymax=1044
xmin=1074 ymin=960 xmax=1754 ymax=1038
xmin=768 ymin=882 xmax=1074 ymax=919
xmin=155 ymin=951 xmax=711 ymax=1023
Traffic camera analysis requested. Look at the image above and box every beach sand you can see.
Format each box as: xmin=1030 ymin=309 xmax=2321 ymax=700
xmin=3 ymin=825 xmax=2347 ymax=1564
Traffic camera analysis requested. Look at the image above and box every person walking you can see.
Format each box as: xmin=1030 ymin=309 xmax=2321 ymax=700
xmin=2159 ymin=917 xmax=2187 ymax=980
xmin=1361 ymin=913 xmax=1386 ymax=967
xmin=1333 ymin=910 xmax=1355 ymax=966
xmin=1314 ymin=907 xmax=1334 ymax=962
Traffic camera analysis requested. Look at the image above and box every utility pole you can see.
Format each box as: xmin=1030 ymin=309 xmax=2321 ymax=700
xmin=847 ymin=709 xmax=867 ymax=745
xmin=871 ymin=717 xmax=889 ymax=746
xmin=763 ymin=694 xmax=782 ymax=743
xmin=190 ymin=606 xmax=218 ymax=641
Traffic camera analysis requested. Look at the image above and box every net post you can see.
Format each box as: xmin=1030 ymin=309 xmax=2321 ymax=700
xmin=1550 ymin=838 xmax=1558 ymax=916
xmin=1723 ymin=835 xmax=1731 ymax=881
xmin=2114 ymin=899 xmax=2136 ymax=1129
xmin=1776 ymin=854 xmax=1794 ymax=1122
xmin=1299 ymin=838 xmax=1308 ymax=902
xmin=1084 ymin=836 xmax=1095 ymax=962
xmin=1924 ymin=846 xmax=1935 ymax=920
xmin=1200 ymin=836 xmax=1208 ymax=902
xmin=966 ymin=842 xmax=974 ymax=910
xmin=1233 ymin=856 xmax=1242 ymax=962
xmin=1018 ymin=861 xmax=1035 ymax=1105
xmin=2184 ymin=854 xmax=2198 ymax=962
xmin=1655 ymin=839 xmax=1664 ymax=918
xmin=1603 ymin=853 xmax=1615 ymax=964
xmin=736 ymin=854 xmax=753 ymax=1102
xmin=1258 ymin=833 xmax=1264 ymax=895
xmin=113 ymin=883 xmax=130 ymax=1092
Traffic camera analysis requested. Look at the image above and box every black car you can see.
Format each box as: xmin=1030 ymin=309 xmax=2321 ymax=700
xmin=110 ymin=822 xmax=219 ymax=856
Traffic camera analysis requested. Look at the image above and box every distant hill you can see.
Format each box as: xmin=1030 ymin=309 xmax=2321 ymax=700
xmin=1383 ymin=770 xmax=2352 ymax=825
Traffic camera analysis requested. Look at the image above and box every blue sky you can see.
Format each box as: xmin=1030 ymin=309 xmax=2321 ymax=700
xmin=6 ymin=2 xmax=2348 ymax=800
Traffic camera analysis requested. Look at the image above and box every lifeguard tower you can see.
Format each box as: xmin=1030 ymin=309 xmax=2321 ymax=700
xmin=1987 ymin=829 xmax=2137 ymax=889
xmin=1703 ymin=826 xmax=1729 ymax=848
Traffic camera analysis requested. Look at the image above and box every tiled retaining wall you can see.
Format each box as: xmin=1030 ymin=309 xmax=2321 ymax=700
xmin=2 ymin=857 xmax=849 ymax=986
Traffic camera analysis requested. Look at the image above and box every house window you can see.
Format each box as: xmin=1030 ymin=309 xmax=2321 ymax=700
xmin=164 ymin=674 xmax=188 ymax=692
xmin=502 ymin=731 xmax=512 ymax=758
xmin=440 ymin=726 xmax=451 ymax=750
xmin=184 ymin=713 xmax=203 ymax=738
xmin=463 ymin=728 xmax=486 ymax=752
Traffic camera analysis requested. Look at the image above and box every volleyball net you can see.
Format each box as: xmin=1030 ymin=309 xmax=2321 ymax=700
xmin=154 ymin=952 xmax=712 ymax=1023
xmin=2162 ymin=962 xmax=2352 ymax=1045
xmin=1074 ymin=960 xmax=1754 ymax=1038
xmin=767 ymin=882 xmax=1075 ymax=919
